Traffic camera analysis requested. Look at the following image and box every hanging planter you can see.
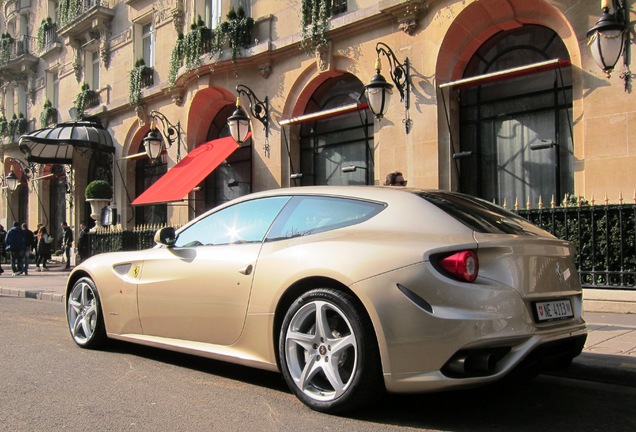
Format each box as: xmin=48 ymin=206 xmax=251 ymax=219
xmin=219 ymin=6 xmax=254 ymax=62
xmin=40 ymin=99 xmax=58 ymax=127
xmin=300 ymin=0 xmax=331 ymax=53
xmin=168 ymin=17 xmax=215 ymax=86
xmin=129 ymin=58 xmax=154 ymax=105
xmin=37 ymin=17 xmax=55 ymax=51
xmin=75 ymin=83 xmax=98 ymax=118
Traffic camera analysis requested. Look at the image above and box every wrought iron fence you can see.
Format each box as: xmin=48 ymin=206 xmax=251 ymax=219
xmin=86 ymin=225 xmax=163 ymax=256
xmin=515 ymin=202 xmax=636 ymax=290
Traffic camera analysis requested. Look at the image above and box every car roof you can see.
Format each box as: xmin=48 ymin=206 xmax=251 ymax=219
xmin=232 ymin=185 xmax=430 ymax=203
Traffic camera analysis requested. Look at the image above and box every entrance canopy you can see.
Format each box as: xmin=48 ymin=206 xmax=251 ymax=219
xmin=131 ymin=134 xmax=245 ymax=206
xmin=19 ymin=120 xmax=115 ymax=164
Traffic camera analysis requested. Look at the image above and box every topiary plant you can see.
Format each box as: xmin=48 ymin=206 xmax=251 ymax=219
xmin=85 ymin=179 xmax=112 ymax=199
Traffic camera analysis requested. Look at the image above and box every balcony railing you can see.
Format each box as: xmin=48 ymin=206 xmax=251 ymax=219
xmin=39 ymin=26 xmax=61 ymax=54
xmin=58 ymin=0 xmax=111 ymax=29
xmin=0 ymin=35 xmax=38 ymax=67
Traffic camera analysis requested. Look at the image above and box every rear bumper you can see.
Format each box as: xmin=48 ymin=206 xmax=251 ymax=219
xmin=382 ymin=326 xmax=588 ymax=393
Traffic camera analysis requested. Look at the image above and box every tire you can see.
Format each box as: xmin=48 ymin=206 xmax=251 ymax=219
xmin=279 ymin=288 xmax=383 ymax=413
xmin=66 ymin=277 xmax=107 ymax=349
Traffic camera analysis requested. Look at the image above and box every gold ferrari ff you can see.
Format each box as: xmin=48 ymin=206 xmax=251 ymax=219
xmin=66 ymin=186 xmax=587 ymax=413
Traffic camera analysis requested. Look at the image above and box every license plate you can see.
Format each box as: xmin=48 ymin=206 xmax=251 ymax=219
xmin=534 ymin=299 xmax=573 ymax=322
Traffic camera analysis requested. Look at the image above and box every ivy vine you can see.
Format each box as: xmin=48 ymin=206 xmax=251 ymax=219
xmin=58 ymin=0 xmax=82 ymax=29
xmin=0 ymin=113 xmax=27 ymax=138
xmin=75 ymin=83 xmax=95 ymax=118
xmin=219 ymin=6 xmax=254 ymax=63
xmin=0 ymin=33 xmax=14 ymax=65
xmin=168 ymin=9 xmax=254 ymax=86
xmin=40 ymin=99 xmax=58 ymax=127
xmin=37 ymin=18 xmax=55 ymax=51
xmin=129 ymin=58 xmax=154 ymax=105
xmin=300 ymin=0 xmax=332 ymax=53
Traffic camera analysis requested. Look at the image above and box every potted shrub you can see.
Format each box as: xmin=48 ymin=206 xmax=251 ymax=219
xmin=85 ymin=180 xmax=112 ymax=230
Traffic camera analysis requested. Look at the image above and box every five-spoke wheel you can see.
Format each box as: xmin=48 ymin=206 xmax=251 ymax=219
xmin=67 ymin=277 xmax=107 ymax=349
xmin=279 ymin=288 xmax=382 ymax=413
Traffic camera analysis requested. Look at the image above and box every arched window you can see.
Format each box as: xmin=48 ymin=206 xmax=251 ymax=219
xmin=458 ymin=25 xmax=573 ymax=207
xmin=203 ymin=104 xmax=252 ymax=210
xmin=135 ymin=155 xmax=167 ymax=226
xmin=299 ymin=74 xmax=373 ymax=186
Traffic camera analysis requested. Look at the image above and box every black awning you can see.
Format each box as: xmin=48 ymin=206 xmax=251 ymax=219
xmin=19 ymin=120 xmax=115 ymax=164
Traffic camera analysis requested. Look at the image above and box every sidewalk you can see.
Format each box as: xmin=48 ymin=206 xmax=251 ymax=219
xmin=1 ymin=262 xmax=635 ymax=373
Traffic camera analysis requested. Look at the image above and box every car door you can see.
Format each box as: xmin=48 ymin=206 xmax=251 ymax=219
xmin=137 ymin=196 xmax=290 ymax=346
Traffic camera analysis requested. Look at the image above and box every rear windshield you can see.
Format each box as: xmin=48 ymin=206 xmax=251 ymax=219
xmin=416 ymin=191 xmax=549 ymax=236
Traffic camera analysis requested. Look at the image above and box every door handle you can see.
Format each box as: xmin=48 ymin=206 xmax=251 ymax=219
xmin=239 ymin=264 xmax=253 ymax=275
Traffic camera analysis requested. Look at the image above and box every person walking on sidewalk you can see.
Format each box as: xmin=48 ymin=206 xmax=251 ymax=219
xmin=77 ymin=223 xmax=89 ymax=264
xmin=0 ymin=224 xmax=6 ymax=275
xmin=22 ymin=223 xmax=35 ymax=275
xmin=61 ymin=221 xmax=73 ymax=270
xmin=5 ymin=222 xmax=25 ymax=276
xmin=36 ymin=227 xmax=53 ymax=271
xmin=33 ymin=223 xmax=43 ymax=270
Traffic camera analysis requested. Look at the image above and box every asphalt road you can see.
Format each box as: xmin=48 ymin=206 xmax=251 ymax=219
xmin=1 ymin=296 xmax=636 ymax=432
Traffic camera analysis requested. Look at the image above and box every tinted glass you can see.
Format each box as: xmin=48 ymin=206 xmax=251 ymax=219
xmin=417 ymin=191 xmax=548 ymax=236
xmin=175 ymin=196 xmax=290 ymax=247
xmin=267 ymin=195 xmax=384 ymax=240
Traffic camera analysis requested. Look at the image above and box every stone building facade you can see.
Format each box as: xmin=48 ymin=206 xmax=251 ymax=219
xmin=0 ymin=0 xmax=633 ymax=246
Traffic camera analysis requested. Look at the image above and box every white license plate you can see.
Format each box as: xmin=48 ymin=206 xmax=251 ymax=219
xmin=534 ymin=299 xmax=573 ymax=322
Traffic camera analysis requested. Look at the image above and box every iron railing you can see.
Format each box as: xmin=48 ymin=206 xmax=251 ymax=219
xmin=0 ymin=35 xmax=37 ymax=66
xmin=516 ymin=203 xmax=636 ymax=290
xmin=86 ymin=225 xmax=162 ymax=256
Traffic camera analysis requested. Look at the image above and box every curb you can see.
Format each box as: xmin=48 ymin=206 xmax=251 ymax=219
xmin=0 ymin=287 xmax=65 ymax=302
xmin=583 ymin=289 xmax=636 ymax=314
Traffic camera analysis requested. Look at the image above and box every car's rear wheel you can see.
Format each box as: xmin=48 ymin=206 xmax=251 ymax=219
xmin=279 ymin=288 xmax=383 ymax=413
xmin=67 ymin=277 xmax=107 ymax=349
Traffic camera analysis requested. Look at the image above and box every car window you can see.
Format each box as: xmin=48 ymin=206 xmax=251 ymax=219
xmin=267 ymin=195 xmax=385 ymax=241
xmin=175 ymin=196 xmax=291 ymax=247
xmin=416 ymin=191 xmax=547 ymax=236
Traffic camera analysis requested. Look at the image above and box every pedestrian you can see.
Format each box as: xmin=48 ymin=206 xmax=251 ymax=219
xmin=77 ymin=223 xmax=89 ymax=263
xmin=384 ymin=171 xmax=407 ymax=186
xmin=22 ymin=223 xmax=35 ymax=275
xmin=0 ymin=224 xmax=6 ymax=275
xmin=36 ymin=227 xmax=53 ymax=271
xmin=61 ymin=221 xmax=73 ymax=270
xmin=5 ymin=222 xmax=26 ymax=276
xmin=33 ymin=223 xmax=43 ymax=269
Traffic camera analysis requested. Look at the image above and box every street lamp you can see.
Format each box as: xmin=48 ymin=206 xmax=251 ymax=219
xmin=5 ymin=166 xmax=20 ymax=191
xmin=143 ymin=110 xmax=184 ymax=162
xmin=227 ymin=84 xmax=269 ymax=145
xmin=364 ymin=42 xmax=411 ymax=131
xmin=143 ymin=125 xmax=163 ymax=160
xmin=587 ymin=0 xmax=630 ymax=89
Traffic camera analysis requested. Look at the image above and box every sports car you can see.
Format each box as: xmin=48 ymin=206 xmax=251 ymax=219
xmin=65 ymin=186 xmax=587 ymax=413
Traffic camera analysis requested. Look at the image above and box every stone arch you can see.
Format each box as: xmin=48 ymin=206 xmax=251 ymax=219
xmin=187 ymin=86 xmax=236 ymax=148
xmin=436 ymin=0 xmax=581 ymax=83
xmin=434 ymin=0 xmax=582 ymax=191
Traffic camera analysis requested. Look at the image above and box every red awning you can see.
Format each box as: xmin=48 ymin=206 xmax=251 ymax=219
xmin=131 ymin=134 xmax=246 ymax=206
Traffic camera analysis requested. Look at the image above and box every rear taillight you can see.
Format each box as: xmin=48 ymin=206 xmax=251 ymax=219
xmin=438 ymin=250 xmax=479 ymax=282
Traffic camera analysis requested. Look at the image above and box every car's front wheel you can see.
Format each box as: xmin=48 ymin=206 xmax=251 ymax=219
xmin=66 ymin=277 xmax=107 ymax=349
xmin=279 ymin=288 xmax=383 ymax=413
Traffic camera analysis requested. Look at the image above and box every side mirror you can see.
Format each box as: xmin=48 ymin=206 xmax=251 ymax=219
xmin=154 ymin=227 xmax=177 ymax=247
